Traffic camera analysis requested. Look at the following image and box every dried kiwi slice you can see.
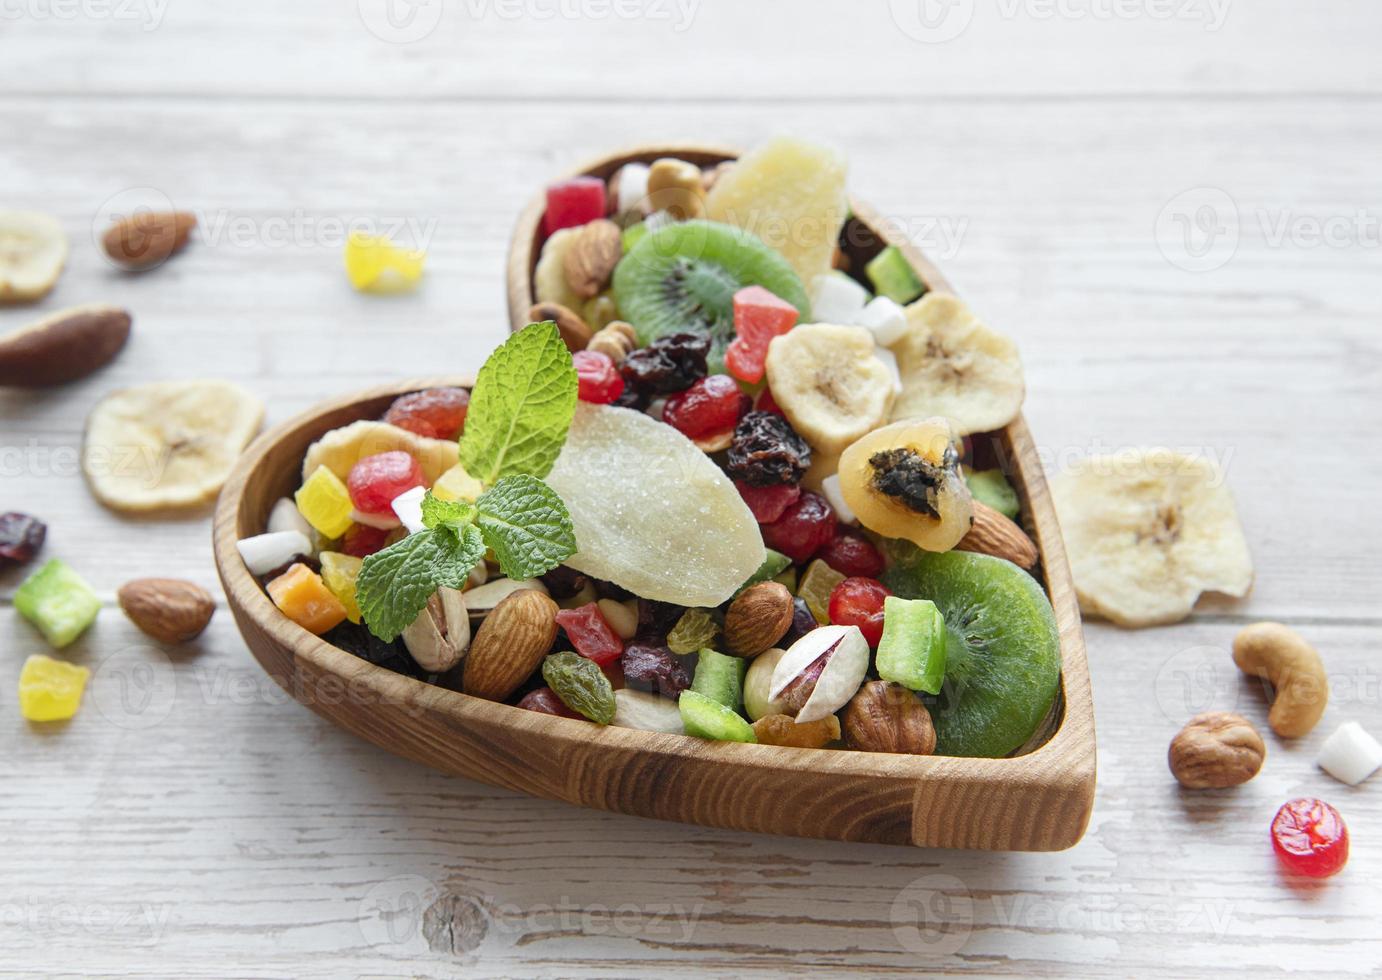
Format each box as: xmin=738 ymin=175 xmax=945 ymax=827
xmin=883 ymin=550 xmax=1060 ymax=758
xmin=613 ymin=220 xmax=810 ymax=367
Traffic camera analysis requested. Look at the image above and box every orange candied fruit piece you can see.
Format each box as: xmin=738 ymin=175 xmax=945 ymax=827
xmin=266 ymin=563 xmax=348 ymax=635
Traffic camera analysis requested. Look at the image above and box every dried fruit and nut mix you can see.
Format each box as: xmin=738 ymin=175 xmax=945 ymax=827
xmin=236 ymin=136 xmax=1065 ymax=761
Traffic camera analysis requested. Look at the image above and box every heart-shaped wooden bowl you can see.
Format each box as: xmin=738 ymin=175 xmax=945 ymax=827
xmin=214 ymin=146 xmax=1095 ymax=851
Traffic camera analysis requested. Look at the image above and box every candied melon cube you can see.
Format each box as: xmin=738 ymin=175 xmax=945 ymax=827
xmin=14 ymin=559 xmax=101 ymax=648
xmin=295 ymin=465 xmax=354 ymax=539
xmin=19 ymin=654 xmax=91 ymax=722
xmin=344 ymin=231 xmax=426 ymax=293
xmin=318 ymin=551 xmax=364 ymax=624
xmin=431 ymin=462 xmax=484 ymax=503
xmin=266 ymin=563 xmax=348 ymax=634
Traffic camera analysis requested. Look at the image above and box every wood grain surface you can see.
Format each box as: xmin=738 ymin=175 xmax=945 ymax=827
xmin=2 ymin=2 xmax=1380 ymax=976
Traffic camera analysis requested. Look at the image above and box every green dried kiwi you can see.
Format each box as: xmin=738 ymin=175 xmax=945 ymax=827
xmin=613 ymin=220 xmax=810 ymax=370
xmin=541 ymin=652 xmax=615 ymax=725
xmin=690 ymin=647 xmax=745 ymax=710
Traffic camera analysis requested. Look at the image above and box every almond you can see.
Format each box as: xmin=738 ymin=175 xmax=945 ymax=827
xmin=955 ymin=499 xmax=1038 ymax=569
xmin=462 ymin=589 xmax=559 ymax=701
xmin=0 ymin=304 xmax=131 ymax=387
xmin=562 ymin=218 xmax=622 ymax=299
xmin=723 ymin=581 xmax=794 ymax=657
xmin=102 ymin=211 xmax=196 ymax=270
xmin=528 ymin=300 xmax=592 ymax=352
xmin=118 ymin=578 xmax=215 ymax=644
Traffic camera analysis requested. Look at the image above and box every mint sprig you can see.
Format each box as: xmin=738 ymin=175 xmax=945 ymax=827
xmin=459 ymin=320 xmax=578 ymax=484
xmin=355 ymin=322 xmax=580 ymax=642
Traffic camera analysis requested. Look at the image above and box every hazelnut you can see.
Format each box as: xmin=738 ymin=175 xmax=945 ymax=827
xmin=646 ymin=158 xmax=705 ymax=221
xmin=841 ymin=680 xmax=936 ymax=755
xmin=1168 ymin=712 xmax=1265 ymax=789
xmin=527 ymin=301 xmax=591 ymax=352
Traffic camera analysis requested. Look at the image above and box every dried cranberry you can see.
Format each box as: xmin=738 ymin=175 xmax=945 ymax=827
xmin=828 ymin=577 xmax=891 ymax=647
xmin=555 ymin=603 xmax=624 ymax=666
xmin=621 ymin=644 xmax=691 ymax=698
xmin=781 ymin=597 xmax=818 ymax=647
xmin=761 ymin=491 xmax=836 ymax=563
xmin=1272 ymin=798 xmax=1349 ymax=878
xmin=663 ymin=374 xmax=745 ymax=439
xmin=383 ymin=387 xmax=469 ymax=440
xmin=347 ymin=451 xmax=424 ymax=515
xmin=517 ymin=687 xmax=581 ymax=718
xmin=725 ymin=411 xmax=811 ymax=486
xmin=572 ymin=349 xmax=625 ymax=404
xmin=734 ymin=480 xmax=801 ymax=524
xmin=817 ymin=530 xmax=885 ymax=578
xmin=0 ymin=512 xmax=46 ymax=567
xmin=620 ymin=331 xmax=710 ymax=395
xmin=341 ymin=523 xmax=391 ymax=558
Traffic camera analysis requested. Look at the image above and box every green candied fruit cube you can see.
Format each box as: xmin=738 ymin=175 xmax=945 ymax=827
xmin=876 ymin=596 xmax=948 ymax=695
xmin=966 ymin=469 xmax=1021 ymax=520
xmin=690 ymin=647 xmax=746 ymax=710
xmin=15 ymin=559 xmax=101 ymax=648
xmin=679 ymin=690 xmax=756 ymax=743
xmin=621 ymin=222 xmax=647 ymax=254
xmin=865 ymin=245 xmax=926 ymax=305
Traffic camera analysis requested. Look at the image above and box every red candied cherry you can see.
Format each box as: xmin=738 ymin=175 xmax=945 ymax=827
xmin=662 ymin=374 xmax=746 ymax=440
xmin=517 ymin=687 xmax=580 ymax=718
xmin=725 ymin=285 xmax=799 ymax=383
xmin=340 ymin=523 xmax=391 ymax=558
xmin=761 ymin=491 xmax=837 ymax=563
xmin=1271 ymin=798 xmax=1349 ymax=878
xmin=572 ymin=349 xmax=625 ymax=404
xmin=817 ymin=530 xmax=885 ymax=578
xmin=828 ymin=577 xmax=891 ymax=647
xmin=346 ymin=451 xmax=423 ymax=515
xmin=734 ymin=480 xmax=801 ymax=524
xmin=544 ymin=176 xmax=606 ymax=236
xmin=555 ymin=602 xmax=624 ymax=667
xmin=383 ymin=386 xmax=469 ymax=440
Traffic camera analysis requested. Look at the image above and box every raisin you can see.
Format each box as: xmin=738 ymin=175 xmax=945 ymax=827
xmin=613 ymin=385 xmax=648 ymax=411
xmin=516 ymin=687 xmax=581 ymax=718
xmin=0 ymin=512 xmax=47 ymax=567
xmin=635 ymin=598 xmax=685 ymax=644
xmin=781 ymin=597 xmax=818 ymax=647
xmin=725 ymin=411 xmax=812 ymax=486
xmin=540 ymin=564 xmax=590 ymax=600
xmin=620 ymin=331 xmax=710 ymax=395
xmin=322 ymin=622 xmax=426 ymax=679
xmin=621 ymin=644 xmax=692 ymax=698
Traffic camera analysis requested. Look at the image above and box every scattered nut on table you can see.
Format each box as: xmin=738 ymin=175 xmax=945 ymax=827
xmin=1168 ymin=712 xmax=1266 ymax=789
xmin=101 ymin=210 xmax=196 ymax=270
xmin=1232 ymin=622 xmax=1328 ymax=738
xmin=0 ymin=304 xmax=131 ymax=387
xmin=118 ymin=578 xmax=216 ymax=644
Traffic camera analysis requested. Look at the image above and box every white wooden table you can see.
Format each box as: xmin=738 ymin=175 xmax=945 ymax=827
xmin=3 ymin=3 xmax=1379 ymax=976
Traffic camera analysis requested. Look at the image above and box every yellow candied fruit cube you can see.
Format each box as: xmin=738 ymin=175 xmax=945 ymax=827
xmin=319 ymin=551 xmax=364 ymax=624
xmin=431 ymin=462 xmax=484 ymax=503
xmin=19 ymin=654 xmax=91 ymax=722
xmin=295 ymin=465 xmax=355 ymax=539
xmin=797 ymin=559 xmax=845 ymax=625
xmin=266 ymin=563 xmax=348 ymax=635
xmin=344 ymin=231 xmax=426 ymax=294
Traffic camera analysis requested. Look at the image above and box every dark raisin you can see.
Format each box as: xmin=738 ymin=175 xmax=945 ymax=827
xmin=621 ymin=644 xmax=691 ymax=698
xmin=613 ymin=383 xmax=648 ymax=411
xmin=620 ymin=332 xmax=710 ymax=395
xmin=635 ymin=598 xmax=684 ymax=644
xmin=592 ymin=577 xmax=635 ymax=602
xmin=540 ymin=564 xmax=590 ymax=600
xmin=0 ymin=512 xmax=46 ymax=568
xmin=780 ymin=596 xmax=818 ymax=647
xmin=725 ymin=411 xmax=812 ymax=486
xmin=321 ymin=622 xmax=427 ymax=679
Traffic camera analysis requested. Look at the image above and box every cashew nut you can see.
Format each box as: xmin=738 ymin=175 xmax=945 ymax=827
xmin=1231 ymin=622 xmax=1328 ymax=738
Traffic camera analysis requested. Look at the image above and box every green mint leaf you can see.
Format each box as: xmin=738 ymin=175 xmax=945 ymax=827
xmin=458 ymin=321 xmax=577 ymax=484
xmin=356 ymin=524 xmax=486 ymax=642
xmin=475 ymin=474 xmax=577 ymax=580
xmin=421 ymin=491 xmax=476 ymax=531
